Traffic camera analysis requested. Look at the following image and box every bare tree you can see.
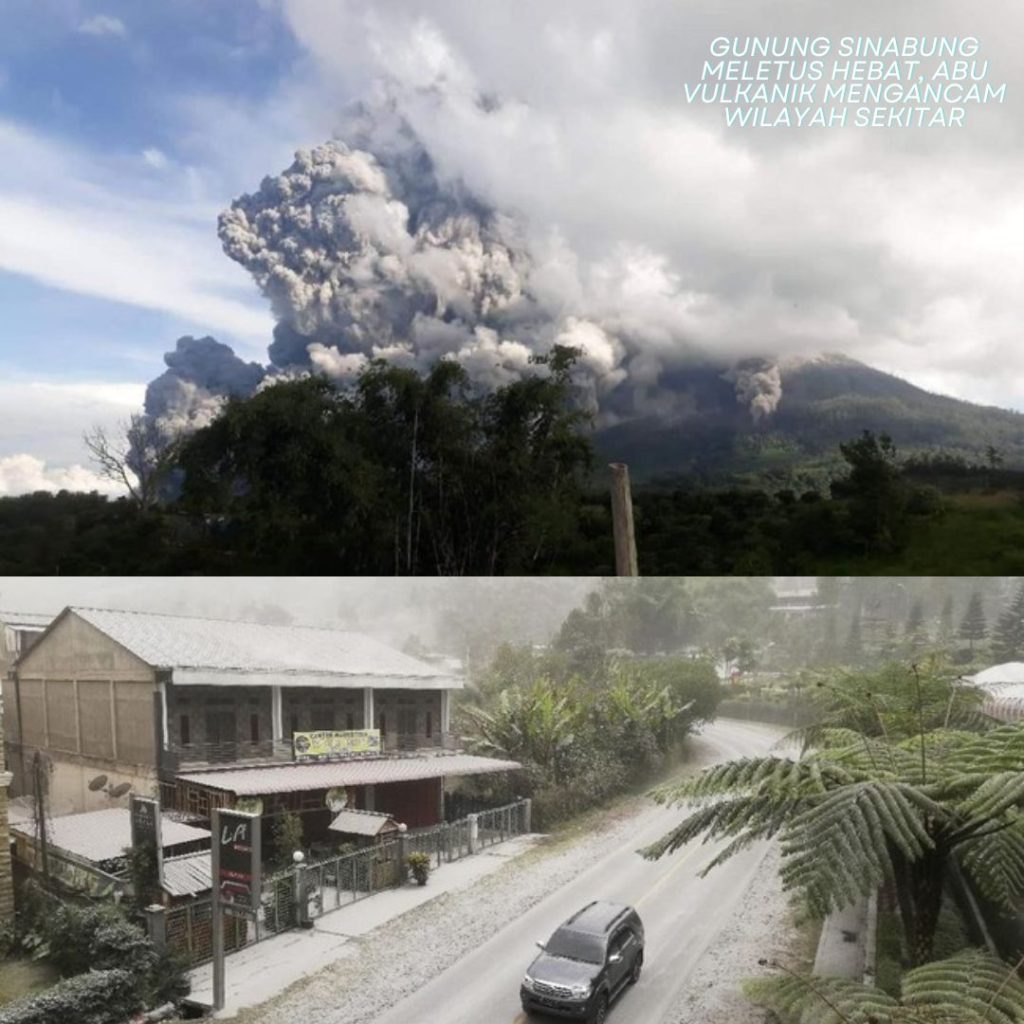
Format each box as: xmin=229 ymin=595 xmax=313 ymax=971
xmin=83 ymin=414 xmax=177 ymax=509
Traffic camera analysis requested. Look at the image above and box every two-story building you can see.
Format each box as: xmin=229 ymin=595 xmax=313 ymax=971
xmin=4 ymin=607 xmax=518 ymax=848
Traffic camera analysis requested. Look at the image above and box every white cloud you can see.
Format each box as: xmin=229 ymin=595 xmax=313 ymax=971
xmin=0 ymin=119 xmax=272 ymax=352
xmin=142 ymin=147 xmax=169 ymax=170
xmin=0 ymin=454 xmax=124 ymax=497
xmin=77 ymin=14 xmax=127 ymax=39
xmin=0 ymin=378 xmax=145 ymax=469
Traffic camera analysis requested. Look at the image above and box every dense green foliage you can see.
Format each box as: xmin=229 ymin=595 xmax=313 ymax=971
xmin=5 ymin=344 xmax=1024 ymax=574
xmin=0 ymin=889 xmax=187 ymax=1021
xmin=457 ymin=588 xmax=724 ymax=828
xmin=0 ymin=968 xmax=140 ymax=1024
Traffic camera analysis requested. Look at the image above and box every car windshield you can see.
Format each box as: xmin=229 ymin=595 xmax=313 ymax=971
xmin=545 ymin=929 xmax=604 ymax=964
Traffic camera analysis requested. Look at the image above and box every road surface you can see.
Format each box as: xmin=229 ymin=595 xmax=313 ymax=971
xmin=372 ymin=718 xmax=784 ymax=1024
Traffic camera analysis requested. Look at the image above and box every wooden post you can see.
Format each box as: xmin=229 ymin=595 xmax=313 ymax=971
xmin=609 ymin=463 xmax=638 ymax=576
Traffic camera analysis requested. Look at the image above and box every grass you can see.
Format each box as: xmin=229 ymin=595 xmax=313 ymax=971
xmin=813 ymin=492 xmax=1024 ymax=573
xmin=0 ymin=958 xmax=60 ymax=1007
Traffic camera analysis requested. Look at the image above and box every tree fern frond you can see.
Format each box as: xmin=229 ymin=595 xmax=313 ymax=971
xmin=956 ymin=772 xmax=1024 ymax=821
xmin=902 ymin=949 xmax=1024 ymax=1024
xmin=744 ymin=973 xmax=899 ymax=1024
xmin=780 ymin=782 xmax=936 ymax=917
xmin=957 ymin=819 xmax=1024 ymax=908
xmin=657 ymin=756 xmax=854 ymax=805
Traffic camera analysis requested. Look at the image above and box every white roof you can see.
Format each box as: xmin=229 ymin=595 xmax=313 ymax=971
xmin=329 ymin=809 xmax=399 ymax=836
xmin=0 ymin=610 xmax=52 ymax=630
xmin=63 ymin=607 xmax=460 ymax=690
xmin=10 ymin=807 xmax=210 ymax=864
xmin=970 ymin=662 xmax=1024 ymax=688
xmin=179 ymin=753 xmax=520 ymax=796
xmin=163 ymin=851 xmax=212 ymax=897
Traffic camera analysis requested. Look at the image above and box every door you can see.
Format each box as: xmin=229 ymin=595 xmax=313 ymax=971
xmin=606 ymin=927 xmax=635 ymax=991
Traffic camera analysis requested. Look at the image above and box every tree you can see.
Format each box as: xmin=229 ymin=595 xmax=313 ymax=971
xmin=991 ymin=583 xmax=1024 ymax=663
xmin=904 ymin=599 xmax=927 ymax=654
xmin=84 ymin=415 xmax=178 ymax=509
xmin=843 ymin=608 xmax=864 ymax=665
xmin=643 ymin=717 xmax=1024 ymax=966
xmin=958 ymin=592 xmax=987 ymax=655
xmin=832 ymin=431 xmax=908 ymax=553
xmin=938 ymin=593 xmax=956 ymax=647
xmin=174 ymin=352 xmax=592 ymax=574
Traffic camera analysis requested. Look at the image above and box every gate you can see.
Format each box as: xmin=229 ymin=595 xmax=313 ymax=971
xmin=302 ymin=839 xmax=403 ymax=920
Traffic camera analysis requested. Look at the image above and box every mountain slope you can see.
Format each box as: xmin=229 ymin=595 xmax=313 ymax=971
xmin=595 ymin=355 xmax=1024 ymax=483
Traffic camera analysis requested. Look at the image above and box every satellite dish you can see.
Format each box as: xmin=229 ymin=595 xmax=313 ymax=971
xmin=108 ymin=782 xmax=132 ymax=799
xmin=88 ymin=775 xmax=109 ymax=792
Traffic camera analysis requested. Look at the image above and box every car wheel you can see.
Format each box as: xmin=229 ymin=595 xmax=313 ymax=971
xmin=589 ymin=993 xmax=609 ymax=1024
xmin=630 ymin=951 xmax=643 ymax=984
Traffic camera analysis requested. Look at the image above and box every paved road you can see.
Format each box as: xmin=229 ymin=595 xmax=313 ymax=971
xmin=372 ymin=718 xmax=784 ymax=1024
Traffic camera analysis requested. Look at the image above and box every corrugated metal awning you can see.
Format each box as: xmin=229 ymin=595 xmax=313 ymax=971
xmin=178 ymin=754 xmax=520 ymax=796
xmin=328 ymin=809 xmax=399 ymax=836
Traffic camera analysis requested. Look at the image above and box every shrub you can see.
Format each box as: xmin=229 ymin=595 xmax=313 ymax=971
xmin=406 ymin=852 xmax=431 ymax=885
xmin=0 ymin=968 xmax=140 ymax=1024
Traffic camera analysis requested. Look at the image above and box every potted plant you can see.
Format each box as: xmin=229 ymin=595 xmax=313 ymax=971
xmin=406 ymin=852 xmax=431 ymax=886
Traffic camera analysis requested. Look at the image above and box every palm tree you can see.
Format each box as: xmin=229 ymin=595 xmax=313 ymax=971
xmin=643 ymin=722 xmax=1024 ymax=966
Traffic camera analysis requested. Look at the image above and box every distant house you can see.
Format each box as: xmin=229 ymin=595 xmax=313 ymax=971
xmin=968 ymin=662 xmax=1024 ymax=721
xmin=769 ymin=578 xmax=830 ymax=617
xmin=5 ymin=607 xmax=518 ymax=851
xmin=0 ymin=610 xmax=52 ymax=692
xmin=9 ymin=804 xmax=210 ymax=897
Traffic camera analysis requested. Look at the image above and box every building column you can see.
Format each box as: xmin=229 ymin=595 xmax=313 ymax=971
xmin=363 ymin=688 xmax=375 ymax=732
xmin=272 ymin=686 xmax=283 ymax=744
xmin=440 ymin=691 xmax=451 ymax=737
xmin=0 ymin=770 xmax=13 ymax=923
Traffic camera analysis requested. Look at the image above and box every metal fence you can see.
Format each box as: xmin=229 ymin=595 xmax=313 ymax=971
xmin=162 ymin=798 xmax=530 ymax=965
xmin=164 ymin=897 xmax=250 ymax=968
xmin=476 ymin=800 xmax=529 ymax=849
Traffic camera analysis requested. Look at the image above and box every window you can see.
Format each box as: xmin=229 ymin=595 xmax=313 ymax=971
xmin=180 ymin=714 xmax=191 ymax=746
xmin=290 ymin=713 xmax=299 ymax=736
xmin=250 ymin=713 xmax=260 ymax=744
xmin=379 ymin=712 xmax=386 ymax=736
xmin=206 ymin=710 xmax=237 ymax=745
xmin=425 ymin=710 xmax=433 ymax=738
xmin=346 ymin=711 xmax=355 ymax=731
xmin=312 ymin=706 xmax=335 ymax=731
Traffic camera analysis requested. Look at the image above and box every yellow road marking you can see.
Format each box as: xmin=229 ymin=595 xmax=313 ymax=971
xmin=635 ymin=840 xmax=707 ymax=909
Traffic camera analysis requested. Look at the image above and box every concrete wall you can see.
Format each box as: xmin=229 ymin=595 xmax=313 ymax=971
xmin=6 ymin=611 xmax=159 ymax=815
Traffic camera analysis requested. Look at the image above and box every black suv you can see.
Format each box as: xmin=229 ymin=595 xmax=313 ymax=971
xmin=520 ymin=901 xmax=644 ymax=1024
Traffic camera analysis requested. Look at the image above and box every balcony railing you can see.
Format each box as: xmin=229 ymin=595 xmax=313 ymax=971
xmin=160 ymin=733 xmax=463 ymax=774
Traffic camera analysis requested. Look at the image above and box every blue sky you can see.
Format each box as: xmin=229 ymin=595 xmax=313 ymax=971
xmin=0 ymin=1 xmax=321 ymax=491
xmin=3 ymin=0 xmax=1024 ymax=494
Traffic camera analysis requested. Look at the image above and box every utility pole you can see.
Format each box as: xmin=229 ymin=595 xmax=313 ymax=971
xmin=609 ymin=463 xmax=638 ymax=576
xmin=32 ymin=752 xmax=49 ymax=883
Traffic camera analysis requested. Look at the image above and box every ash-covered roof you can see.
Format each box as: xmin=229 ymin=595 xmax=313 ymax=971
xmin=329 ymin=809 xmax=400 ymax=836
xmin=0 ymin=610 xmax=52 ymax=630
xmin=971 ymin=662 xmax=1024 ymax=689
xmin=10 ymin=807 xmax=210 ymax=864
xmin=60 ymin=607 xmax=460 ymax=690
xmin=163 ymin=851 xmax=212 ymax=897
xmin=179 ymin=753 xmax=520 ymax=796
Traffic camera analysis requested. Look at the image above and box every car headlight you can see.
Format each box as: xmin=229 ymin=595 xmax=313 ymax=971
xmin=569 ymin=981 xmax=591 ymax=998
xmin=522 ymin=974 xmax=537 ymax=992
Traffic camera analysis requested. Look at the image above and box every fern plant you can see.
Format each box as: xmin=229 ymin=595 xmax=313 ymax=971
xmin=643 ymin=720 xmax=1024 ymax=965
xmin=745 ymin=949 xmax=1024 ymax=1024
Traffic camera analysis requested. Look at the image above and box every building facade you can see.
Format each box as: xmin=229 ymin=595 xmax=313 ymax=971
xmin=5 ymin=608 xmax=517 ymax=849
